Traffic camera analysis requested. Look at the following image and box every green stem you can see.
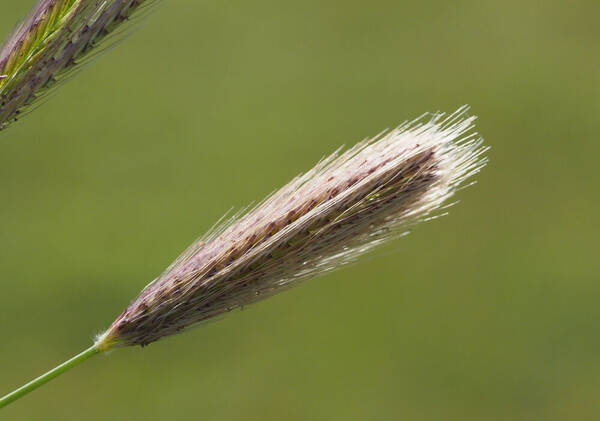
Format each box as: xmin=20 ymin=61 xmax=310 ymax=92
xmin=0 ymin=344 xmax=100 ymax=409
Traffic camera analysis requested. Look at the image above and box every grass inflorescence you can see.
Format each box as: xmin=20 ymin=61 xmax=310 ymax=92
xmin=0 ymin=0 xmax=158 ymax=130
xmin=97 ymin=107 xmax=488 ymax=349
xmin=0 ymin=103 xmax=488 ymax=408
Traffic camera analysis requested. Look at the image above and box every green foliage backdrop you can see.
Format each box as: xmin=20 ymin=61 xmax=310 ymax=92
xmin=1 ymin=0 xmax=599 ymax=419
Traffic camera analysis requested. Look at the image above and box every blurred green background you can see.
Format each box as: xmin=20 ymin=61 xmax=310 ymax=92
xmin=1 ymin=1 xmax=599 ymax=419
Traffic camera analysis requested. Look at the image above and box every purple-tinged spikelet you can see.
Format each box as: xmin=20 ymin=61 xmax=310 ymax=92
xmin=97 ymin=107 xmax=488 ymax=349
xmin=0 ymin=0 xmax=159 ymax=130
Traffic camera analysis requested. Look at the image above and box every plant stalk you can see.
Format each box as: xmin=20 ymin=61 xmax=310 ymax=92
xmin=0 ymin=344 xmax=100 ymax=409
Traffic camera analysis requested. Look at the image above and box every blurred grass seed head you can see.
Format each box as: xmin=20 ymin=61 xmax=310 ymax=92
xmin=0 ymin=0 xmax=158 ymax=130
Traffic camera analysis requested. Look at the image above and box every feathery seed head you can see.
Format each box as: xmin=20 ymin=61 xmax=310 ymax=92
xmin=96 ymin=107 xmax=488 ymax=350
xmin=0 ymin=0 xmax=158 ymax=130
